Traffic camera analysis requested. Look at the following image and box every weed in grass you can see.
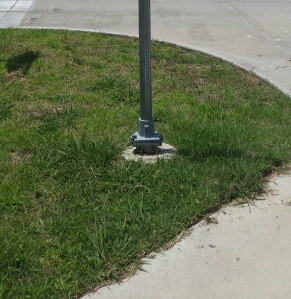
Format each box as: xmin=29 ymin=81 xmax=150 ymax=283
xmin=44 ymin=94 xmax=74 ymax=104
xmin=90 ymin=76 xmax=139 ymax=105
xmin=0 ymin=101 xmax=14 ymax=121
xmin=33 ymin=106 xmax=81 ymax=133
xmin=55 ymin=136 xmax=119 ymax=180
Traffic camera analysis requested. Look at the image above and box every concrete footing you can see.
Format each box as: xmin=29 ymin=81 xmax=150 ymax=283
xmin=122 ymin=143 xmax=177 ymax=164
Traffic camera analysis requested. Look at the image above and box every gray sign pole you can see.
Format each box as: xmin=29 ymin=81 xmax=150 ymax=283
xmin=130 ymin=0 xmax=163 ymax=151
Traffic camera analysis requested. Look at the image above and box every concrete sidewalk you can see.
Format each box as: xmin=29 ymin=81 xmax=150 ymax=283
xmin=83 ymin=172 xmax=291 ymax=299
xmin=0 ymin=0 xmax=34 ymax=28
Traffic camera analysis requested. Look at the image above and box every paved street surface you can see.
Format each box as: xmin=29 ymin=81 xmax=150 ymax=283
xmin=1 ymin=1 xmax=291 ymax=298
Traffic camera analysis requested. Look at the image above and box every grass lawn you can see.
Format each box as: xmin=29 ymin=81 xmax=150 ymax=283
xmin=0 ymin=29 xmax=291 ymax=298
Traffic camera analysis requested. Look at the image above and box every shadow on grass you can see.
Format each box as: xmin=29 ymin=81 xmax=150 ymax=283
xmin=6 ymin=50 xmax=40 ymax=74
xmin=179 ymin=146 xmax=284 ymax=173
xmin=178 ymin=147 xmax=244 ymax=161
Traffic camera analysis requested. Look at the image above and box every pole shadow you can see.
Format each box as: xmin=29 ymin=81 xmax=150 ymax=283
xmin=6 ymin=51 xmax=40 ymax=75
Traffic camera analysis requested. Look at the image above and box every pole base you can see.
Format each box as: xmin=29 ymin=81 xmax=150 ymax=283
xmin=130 ymin=118 xmax=163 ymax=147
xmin=130 ymin=131 xmax=163 ymax=147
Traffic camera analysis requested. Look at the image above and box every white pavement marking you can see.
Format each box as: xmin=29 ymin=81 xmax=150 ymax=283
xmin=0 ymin=0 xmax=34 ymax=28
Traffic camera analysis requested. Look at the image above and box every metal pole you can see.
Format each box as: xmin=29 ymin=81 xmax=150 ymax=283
xmin=139 ymin=0 xmax=152 ymax=120
xmin=130 ymin=0 xmax=163 ymax=150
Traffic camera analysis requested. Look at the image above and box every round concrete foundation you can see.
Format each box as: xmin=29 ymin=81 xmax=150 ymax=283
xmin=122 ymin=143 xmax=177 ymax=164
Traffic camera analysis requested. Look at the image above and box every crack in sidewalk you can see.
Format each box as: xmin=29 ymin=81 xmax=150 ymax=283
xmin=274 ymin=66 xmax=291 ymax=70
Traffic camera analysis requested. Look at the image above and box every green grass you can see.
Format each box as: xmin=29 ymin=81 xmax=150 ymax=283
xmin=0 ymin=28 xmax=291 ymax=298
